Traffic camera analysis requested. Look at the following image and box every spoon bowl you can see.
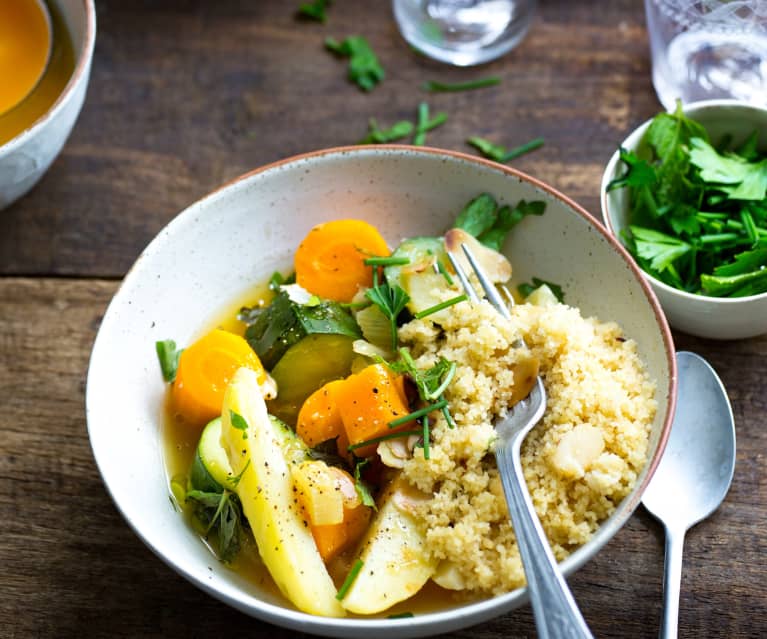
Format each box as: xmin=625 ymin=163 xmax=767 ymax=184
xmin=642 ymin=351 xmax=736 ymax=639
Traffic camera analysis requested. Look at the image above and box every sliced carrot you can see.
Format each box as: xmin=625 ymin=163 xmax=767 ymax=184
xmin=294 ymin=219 xmax=390 ymax=302
xmin=296 ymin=379 xmax=350 ymax=455
xmin=309 ymin=467 xmax=372 ymax=563
xmin=172 ymin=329 xmax=269 ymax=428
xmin=336 ymin=363 xmax=412 ymax=458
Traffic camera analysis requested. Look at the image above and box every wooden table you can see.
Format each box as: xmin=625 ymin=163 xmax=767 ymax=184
xmin=2 ymin=1 xmax=764 ymax=637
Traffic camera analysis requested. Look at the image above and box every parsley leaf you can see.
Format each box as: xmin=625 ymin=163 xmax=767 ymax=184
xmin=296 ymin=0 xmax=331 ymax=22
xmin=230 ymin=410 xmax=249 ymax=439
xmin=186 ymin=489 xmax=244 ymax=562
xmin=156 ymin=340 xmax=182 ymax=383
xmin=454 ymin=193 xmax=498 ymax=237
xmin=325 ymin=36 xmax=384 ymax=91
xmin=630 ymin=226 xmax=692 ymax=273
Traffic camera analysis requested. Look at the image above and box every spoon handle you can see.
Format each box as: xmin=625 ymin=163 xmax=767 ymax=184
xmin=495 ymin=438 xmax=594 ymax=639
xmin=659 ymin=525 xmax=686 ymax=639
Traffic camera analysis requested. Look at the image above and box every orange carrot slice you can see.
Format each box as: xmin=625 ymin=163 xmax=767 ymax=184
xmin=336 ymin=364 xmax=412 ymax=458
xmin=294 ymin=219 xmax=390 ymax=302
xmin=172 ymin=329 xmax=269 ymax=428
xmin=296 ymin=379 xmax=350 ymax=455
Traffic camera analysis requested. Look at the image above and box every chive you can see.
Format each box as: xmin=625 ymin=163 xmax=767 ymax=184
xmin=156 ymin=340 xmax=182 ymax=383
xmin=426 ymin=361 xmax=456 ymax=399
xmin=412 ymin=102 xmax=447 ymax=146
xmin=697 ymin=211 xmax=729 ymax=220
xmin=228 ymin=459 xmax=251 ymax=488
xmin=422 ymin=76 xmax=500 ymax=92
xmin=413 ymin=294 xmax=468 ymax=319
xmin=388 ymin=612 xmax=415 ymax=618
xmin=336 ymin=559 xmax=364 ymax=600
xmin=422 ymin=415 xmax=430 ymax=459
xmin=347 ymin=429 xmax=423 ymax=452
xmin=436 ymin=259 xmax=454 ymax=285
xmin=501 ymin=137 xmax=545 ymax=162
xmin=700 ymin=233 xmax=740 ymax=245
xmin=388 ymin=399 xmax=448 ymax=428
xmin=441 ymin=403 xmax=456 ymax=429
xmin=364 ymin=256 xmax=410 ymax=266
xmin=741 ymin=210 xmax=759 ymax=244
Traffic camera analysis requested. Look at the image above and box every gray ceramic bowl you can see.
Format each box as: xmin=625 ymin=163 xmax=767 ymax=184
xmin=0 ymin=0 xmax=96 ymax=210
xmin=87 ymin=147 xmax=676 ymax=638
xmin=601 ymin=100 xmax=767 ymax=340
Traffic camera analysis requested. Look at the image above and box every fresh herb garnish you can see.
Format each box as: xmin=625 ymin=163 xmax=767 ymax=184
xmin=228 ymin=459 xmax=251 ymax=488
xmin=353 ymin=458 xmax=376 ymax=508
xmin=269 ymin=270 xmax=286 ymax=290
xmin=436 ymin=259 xmax=454 ymax=285
xmin=413 ymin=294 xmax=468 ymax=319
xmin=608 ymin=100 xmax=767 ymax=296
xmin=185 ymin=488 xmax=244 ymax=562
xmin=336 ymin=558 xmax=364 ymax=600
xmin=325 ymin=36 xmax=384 ymax=91
xmin=517 ymin=277 xmax=566 ymax=302
xmin=156 ymin=339 xmax=182 ymax=382
xmin=358 ymin=118 xmax=414 ymax=144
xmin=468 ymin=136 xmax=544 ymax=163
xmin=388 ymin=399 xmax=448 ymax=428
xmin=230 ymin=410 xmax=249 ymax=439
xmin=412 ymin=102 xmax=447 ymax=146
xmin=347 ymin=429 xmax=423 ymax=452
xmin=364 ymin=255 xmax=410 ymax=267
xmin=365 ymin=280 xmax=410 ymax=350
xmin=422 ymin=76 xmax=500 ymax=92
xmin=454 ymin=193 xmax=546 ymax=251
xmin=421 ymin=414 xmax=431 ymax=459
xmin=296 ymin=0 xmax=331 ymax=22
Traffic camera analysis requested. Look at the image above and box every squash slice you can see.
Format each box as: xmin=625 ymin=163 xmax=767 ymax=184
xmin=220 ymin=367 xmax=345 ymax=617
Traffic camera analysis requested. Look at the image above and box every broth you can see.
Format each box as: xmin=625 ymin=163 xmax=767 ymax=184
xmin=161 ymin=283 xmax=469 ymax=617
xmin=0 ymin=0 xmax=75 ymax=145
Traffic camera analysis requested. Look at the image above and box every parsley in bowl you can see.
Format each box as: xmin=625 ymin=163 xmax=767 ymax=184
xmin=602 ymin=100 xmax=767 ymax=339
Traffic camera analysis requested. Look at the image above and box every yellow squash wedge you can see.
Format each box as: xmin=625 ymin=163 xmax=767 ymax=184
xmin=220 ymin=367 xmax=345 ymax=617
xmin=341 ymin=475 xmax=438 ymax=614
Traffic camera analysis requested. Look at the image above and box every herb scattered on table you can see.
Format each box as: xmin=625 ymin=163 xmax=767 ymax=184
xmin=296 ymin=0 xmax=332 ymax=22
xmin=468 ymin=136 xmax=545 ymax=163
xmin=325 ymin=36 xmax=384 ymax=91
xmin=412 ymin=102 xmax=447 ymax=146
xmin=358 ymin=118 xmax=413 ymax=144
xmin=422 ymin=76 xmax=501 ymax=92
xmin=607 ymin=101 xmax=767 ymax=297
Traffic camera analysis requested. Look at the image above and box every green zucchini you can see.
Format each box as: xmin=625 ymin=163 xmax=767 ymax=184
xmin=245 ymin=290 xmax=361 ymax=370
xmin=189 ymin=417 xmax=232 ymax=492
xmin=385 ymin=237 xmax=453 ymax=315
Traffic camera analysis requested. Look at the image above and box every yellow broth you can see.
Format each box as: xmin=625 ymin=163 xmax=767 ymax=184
xmin=161 ymin=282 xmax=468 ymax=617
xmin=0 ymin=0 xmax=75 ymax=145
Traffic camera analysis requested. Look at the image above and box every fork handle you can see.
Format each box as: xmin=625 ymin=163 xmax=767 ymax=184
xmin=496 ymin=439 xmax=594 ymax=639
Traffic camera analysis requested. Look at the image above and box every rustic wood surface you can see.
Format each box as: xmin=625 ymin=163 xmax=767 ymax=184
xmin=0 ymin=1 xmax=764 ymax=638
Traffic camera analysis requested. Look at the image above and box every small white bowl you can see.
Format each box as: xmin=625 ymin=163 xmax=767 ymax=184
xmin=0 ymin=0 xmax=96 ymax=210
xmin=87 ymin=147 xmax=676 ymax=638
xmin=601 ymin=99 xmax=767 ymax=340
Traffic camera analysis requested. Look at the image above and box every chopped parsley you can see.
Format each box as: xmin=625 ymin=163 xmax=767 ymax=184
xmin=325 ymin=36 xmax=384 ymax=91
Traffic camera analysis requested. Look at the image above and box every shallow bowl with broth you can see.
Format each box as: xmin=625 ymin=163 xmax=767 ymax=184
xmin=87 ymin=147 xmax=676 ymax=638
xmin=0 ymin=0 xmax=96 ymax=210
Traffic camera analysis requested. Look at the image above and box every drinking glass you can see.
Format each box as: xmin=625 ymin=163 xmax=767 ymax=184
xmin=645 ymin=0 xmax=767 ymax=109
xmin=393 ymin=0 xmax=536 ymax=66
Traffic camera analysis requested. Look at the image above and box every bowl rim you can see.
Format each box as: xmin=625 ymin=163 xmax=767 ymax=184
xmin=0 ymin=0 xmax=96 ymax=157
xmin=88 ymin=144 xmax=677 ymax=636
xmin=600 ymin=98 xmax=767 ymax=304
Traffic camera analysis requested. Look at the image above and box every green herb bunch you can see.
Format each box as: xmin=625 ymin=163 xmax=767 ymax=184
xmin=608 ymin=102 xmax=767 ymax=297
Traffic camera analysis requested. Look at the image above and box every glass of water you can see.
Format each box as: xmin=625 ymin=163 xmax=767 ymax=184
xmin=393 ymin=0 xmax=536 ymax=66
xmin=645 ymin=0 xmax=767 ymax=109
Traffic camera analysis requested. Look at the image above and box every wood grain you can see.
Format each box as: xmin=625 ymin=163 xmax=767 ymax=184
xmin=1 ymin=278 xmax=765 ymax=638
xmin=1 ymin=0 xmax=766 ymax=637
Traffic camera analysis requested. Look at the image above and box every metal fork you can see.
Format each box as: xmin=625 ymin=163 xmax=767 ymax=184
xmin=448 ymin=244 xmax=594 ymax=639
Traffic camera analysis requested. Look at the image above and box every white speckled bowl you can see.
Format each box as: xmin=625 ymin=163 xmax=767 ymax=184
xmin=87 ymin=147 xmax=676 ymax=638
xmin=0 ymin=0 xmax=96 ymax=210
xmin=601 ymin=100 xmax=767 ymax=340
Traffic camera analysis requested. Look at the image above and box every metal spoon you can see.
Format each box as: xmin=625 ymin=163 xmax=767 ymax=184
xmin=642 ymin=351 xmax=736 ymax=639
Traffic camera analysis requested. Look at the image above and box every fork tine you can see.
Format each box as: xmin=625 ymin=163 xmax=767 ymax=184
xmin=446 ymin=250 xmax=481 ymax=303
xmin=461 ymin=244 xmax=511 ymax=320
